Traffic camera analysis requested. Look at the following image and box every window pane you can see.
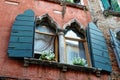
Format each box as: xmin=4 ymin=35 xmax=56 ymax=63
xmin=65 ymin=30 xmax=80 ymax=39
xmin=34 ymin=33 xmax=55 ymax=54
xmin=66 ymin=40 xmax=85 ymax=64
xmin=36 ymin=25 xmax=55 ymax=34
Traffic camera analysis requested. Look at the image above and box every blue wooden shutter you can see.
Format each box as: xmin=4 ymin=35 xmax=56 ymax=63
xmin=86 ymin=22 xmax=112 ymax=72
xmin=111 ymin=0 xmax=120 ymax=12
xmin=8 ymin=9 xmax=35 ymax=58
xmin=109 ymin=29 xmax=120 ymax=68
xmin=101 ymin=0 xmax=110 ymax=10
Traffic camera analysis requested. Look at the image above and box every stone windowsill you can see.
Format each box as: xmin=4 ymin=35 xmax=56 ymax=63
xmin=24 ymin=58 xmax=110 ymax=77
xmin=103 ymin=10 xmax=120 ymax=17
xmin=35 ymin=0 xmax=87 ymax=10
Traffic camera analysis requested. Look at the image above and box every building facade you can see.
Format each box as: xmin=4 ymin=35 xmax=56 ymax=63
xmin=88 ymin=0 xmax=120 ymax=79
xmin=0 ymin=0 xmax=119 ymax=80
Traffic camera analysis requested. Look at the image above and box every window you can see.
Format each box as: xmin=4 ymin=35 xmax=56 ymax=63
xmin=34 ymin=15 xmax=58 ymax=61
xmin=63 ymin=21 xmax=91 ymax=66
xmin=100 ymin=0 xmax=120 ymax=16
xmin=34 ymin=25 xmax=55 ymax=58
xmin=65 ymin=0 xmax=84 ymax=5
xmin=110 ymin=0 xmax=120 ymax=12
xmin=101 ymin=0 xmax=120 ymax=11
xmin=65 ymin=30 xmax=86 ymax=64
xmin=36 ymin=0 xmax=86 ymax=10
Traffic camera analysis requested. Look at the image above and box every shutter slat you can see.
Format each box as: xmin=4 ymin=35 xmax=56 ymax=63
xmin=90 ymin=29 xmax=103 ymax=36
xmin=12 ymin=26 xmax=33 ymax=31
xmin=93 ymin=55 xmax=110 ymax=63
xmin=11 ymin=30 xmax=33 ymax=37
xmin=90 ymin=33 xmax=105 ymax=42
xmin=87 ymin=22 xmax=112 ymax=72
xmin=9 ymin=36 xmax=33 ymax=43
xmin=92 ymin=43 xmax=107 ymax=51
xmin=94 ymin=62 xmax=112 ymax=71
xmin=8 ymin=50 xmax=32 ymax=57
xmin=101 ymin=0 xmax=110 ymax=10
xmin=9 ymin=36 xmax=19 ymax=42
xmin=91 ymin=38 xmax=107 ymax=47
xmin=92 ymin=48 xmax=108 ymax=57
xmin=109 ymin=29 xmax=120 ymax=68
xmin=19 ymin=37 xmax=33 ymax=43
xmin=9 ymin=43 xmax=32 ymax=49
xmin=8 ymin=9 xmax=35 ymax=58
xmin=14 ymin=21 xmax=34 ymax=26
xmin=16 ymin=15 xmax=34 ymax=21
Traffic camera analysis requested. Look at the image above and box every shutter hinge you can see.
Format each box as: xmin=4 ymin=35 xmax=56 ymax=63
xmin=95 ymin=68 xmax=102 ymax=77
xmin=24 ymin=57 xmax=29 ymax=67
xmin=62 ymin=66 xmax=67 ymax=72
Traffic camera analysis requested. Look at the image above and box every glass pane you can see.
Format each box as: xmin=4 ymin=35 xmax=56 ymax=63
xmin=66 ymin=40 xmax=85 ymax=64
xmin=36 ymin=25 xmax=55 ymax=34
xmin=65 ymin=30 xmax=80 ymax=39
xmin=34 ymin=33 xmax=55 ymax=54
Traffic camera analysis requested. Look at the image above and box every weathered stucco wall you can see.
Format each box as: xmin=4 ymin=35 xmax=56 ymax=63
xmin=88 ymin=0 xmax=120 ymax=79
xmin=0 ymin=0 xmax=112 ymax=80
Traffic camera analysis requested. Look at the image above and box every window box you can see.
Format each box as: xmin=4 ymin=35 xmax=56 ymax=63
xmin=36 ymin=0 xmax=87 ymax=10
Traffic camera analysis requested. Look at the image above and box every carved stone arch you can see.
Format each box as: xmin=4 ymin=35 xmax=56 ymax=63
xmin=36 ymin=13 xmax=60 ymax=32
xmin=63 ymin=19 xmax=85 ymax=39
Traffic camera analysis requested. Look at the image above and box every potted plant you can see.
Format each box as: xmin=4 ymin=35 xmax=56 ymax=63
xmin=39 ymin=51 xmax=55 ymax=61
xmin=72 ymin=57 xmax=88 ymax=67
xmin=65 ymin=0 xmax=74 ymax=3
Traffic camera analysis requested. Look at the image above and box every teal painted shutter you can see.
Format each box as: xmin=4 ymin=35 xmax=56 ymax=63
xmin=109 ymin=29 xmax=120 ymax=68
xmin=86 ymin=22 xmax=112 ymax=72
xmin=8 ymin=9 xmax=35 ymax=58
xmin=101 ymin=0 xmax=110 ymax=10
xmin=111 ymin=0 xmax=120 ymax=12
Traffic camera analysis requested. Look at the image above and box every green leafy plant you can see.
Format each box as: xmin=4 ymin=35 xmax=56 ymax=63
xmin=65 ymin=0 xmax=74 ymax=3
xmin=39 ymin=51 xmax=55 ymax=61
xmin=72 ymin=57 xmax=88 ymax=67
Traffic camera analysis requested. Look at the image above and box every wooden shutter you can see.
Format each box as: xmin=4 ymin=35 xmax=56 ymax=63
xmin=109 ymin=29 xmax=120 ymax=68
xmin=101 ymin=0 xmax=110 ymax=10
xmin=8 ymin=9 xmax=35 ymax=58
xmin=111 ymin=0 xmax=120 ymax=12
xmin=86 ymin=22 xmax=112 ymax=72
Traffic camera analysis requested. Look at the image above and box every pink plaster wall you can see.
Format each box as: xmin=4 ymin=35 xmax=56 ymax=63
xmin=0 ymin=0 xmax=110 ymax=80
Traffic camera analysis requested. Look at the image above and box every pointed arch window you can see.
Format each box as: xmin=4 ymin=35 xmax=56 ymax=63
xmin=34 ymin=16 xmax=58 ymax=61
xmin=34 ymin=25 xmax=55 ymax=54
xmin=63 ymin=21 xmax=91 ymax=66
xmin=65 ymin=30 xmax=86 ymax=64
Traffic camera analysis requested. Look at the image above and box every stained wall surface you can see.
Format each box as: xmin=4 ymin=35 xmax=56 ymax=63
xmin=0 ymin=0 xmax=112 ymax=80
